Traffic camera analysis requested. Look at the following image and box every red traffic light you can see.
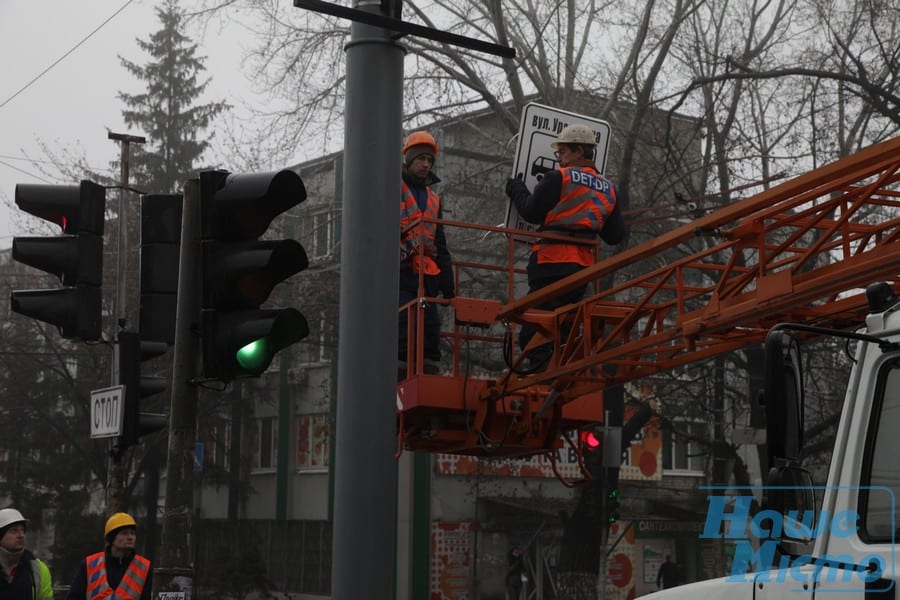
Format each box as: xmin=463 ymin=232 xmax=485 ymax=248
xmin=10 ymin=180 xmax=105 ymax=341
xmin=581 ymin=429 xmax=602 ymax=449
xmin=15 ymin=180 xmax=105 ymax=235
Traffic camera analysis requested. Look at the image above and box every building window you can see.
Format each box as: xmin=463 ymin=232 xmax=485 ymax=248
xmin=662 ymin=420 xmax=707 ymax=473
xmin=297 ymin=414 xmax=329 ymax=471
xmin=301 ymin=210 xmax=337 ymax=259
xmin=252 ymin=416 xmax=277 ymax=472
xmin=205 ymin=419 xmax=231 ymax=471
xmin=65 ymin=356 xmax=78 ymax=379
xmin=315 ymin=312 xmax=336 ymax=363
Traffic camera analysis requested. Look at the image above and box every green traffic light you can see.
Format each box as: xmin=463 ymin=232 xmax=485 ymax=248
xmin=236 ymin=337 xmax=271 ymax=373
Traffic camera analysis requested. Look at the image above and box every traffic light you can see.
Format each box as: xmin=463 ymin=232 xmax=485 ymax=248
xmin=581 ymin=426 xmax=603 ymax=452
xmin=607 ymin=487 xmax=621 ymax=523
xmin=140 ymin=194 xmax=183 ymax=344
xmin=581 ymin=426 xmax=604 ymax=522
xmin=199 ymin=169 xmax=310 ymax=381
xmin=118 ymin=330 xmax=168 ymax=450
xmin=606 ymin=467 xmax=621 ymax=524
xmin=10 ymin=180 xmax=105 ymax=340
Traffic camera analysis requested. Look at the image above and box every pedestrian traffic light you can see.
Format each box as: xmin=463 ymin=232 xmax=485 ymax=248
xmin=607 ymin=487 xmax=621 ymax=523
xmin=606 ymin=467 xmax=621 ymax=524
xmin=199 ymin=169 xmax=310 ymax=381
xmin=580 ymin=426 xmax=604 ymax=522
xmin=140 ymin=194 xmax=183 ymax=344
xmin=118 ymin=330 xmax=168 ymax=450
xmin=10 ymin=180 xmax=105 ymax=340
xmin=581 ymin=426 xmax=603 ymax=452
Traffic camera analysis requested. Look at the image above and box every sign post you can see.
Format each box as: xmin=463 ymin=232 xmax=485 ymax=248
xmin=506 ymin=103 xmax=612 ymax=236
xmin=90 ymin=385 xmax=124 ymax=439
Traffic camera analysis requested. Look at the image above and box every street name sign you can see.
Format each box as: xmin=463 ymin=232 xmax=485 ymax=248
xmin=505 ymin=103 xmax=612 ymax=238
xmin=90 ymin=385 xmax=124 ymax=439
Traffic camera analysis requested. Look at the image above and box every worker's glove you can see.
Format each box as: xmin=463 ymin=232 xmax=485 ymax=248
xmin=439 ymin=271 xmax=456 ymax=299
xmin=505 ymin=173 xmax=527 ymax=198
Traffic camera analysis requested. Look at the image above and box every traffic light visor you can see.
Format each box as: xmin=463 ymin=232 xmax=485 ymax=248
xmin=200 ymin=169 xmax=307 ymax=241
xmin=10 ymin=285 xmax=101 ymax=340
xmin=234 ymin=310 xmax=310 ymax=374
xmin=15 ymin=180 xmax=105 ymax=235
xmin=204 ymin=308 xmax=310 ymax=379
xmin=203 ymin=239 xmax=308 ymax=308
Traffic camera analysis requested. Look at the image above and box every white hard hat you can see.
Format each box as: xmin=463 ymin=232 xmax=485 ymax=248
xmin=0 ymin=508 xmax=27 ymax=530
xmin=550 ymin=124 xmax=598 ymax=149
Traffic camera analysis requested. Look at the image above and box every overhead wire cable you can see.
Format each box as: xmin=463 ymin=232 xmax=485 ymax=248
xmin=0 ymin=0 xmax=136 ymax=109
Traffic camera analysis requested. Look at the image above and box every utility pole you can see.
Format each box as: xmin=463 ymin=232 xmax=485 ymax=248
xmin=330 ymin=3 xmax=405 ymax=597
xmin=106 ymin=131 xmax=145 ymax=515
xmin=151 ymin=178 xmax=201 ymax=596
xmin=287 ymin=3 xmax=513 ymax=597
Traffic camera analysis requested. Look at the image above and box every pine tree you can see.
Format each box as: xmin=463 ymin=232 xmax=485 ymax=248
xmin=118 ymin=0 xmax=228 ymax=194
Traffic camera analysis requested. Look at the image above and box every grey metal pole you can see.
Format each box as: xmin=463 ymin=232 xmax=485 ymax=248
xmin=152 ymin=177 xmax=201 ymax=597
xmin=331 ymin=1 xmax=405 ymax=597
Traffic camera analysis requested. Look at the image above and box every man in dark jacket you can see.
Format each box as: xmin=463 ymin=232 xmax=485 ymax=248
xmin=505 ymin=123 xmax=626 ymax=369
xmin=0 ymin=508 xmax=53 ymax=599
xmin=66 ymin=512 xmax=152 ymax=600
xmin=505 ymin=546 xmax=525 ymax=600
xmin=399 ymin=130 xmax=455 ymax=378
xmin=657 ymin=554 xmax=680 ymax=589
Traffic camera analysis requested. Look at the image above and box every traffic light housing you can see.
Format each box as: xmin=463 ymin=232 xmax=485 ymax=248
xmin=118 ymin=330 xmax=168 ymax=450
xmin=606 ymin=487 xmax=621 ymax=525
xmin=199 ymin=169 xmax=310 ymax=381
xmin=606 ymin=468 xmax=621 ymax=524
xmin=10 ymin=180 xmax=105 ymax=340
xmin=140 ymin=194 xmax=183 ymax=344
xmin=581 ymin=426 xmax=604 ymax=522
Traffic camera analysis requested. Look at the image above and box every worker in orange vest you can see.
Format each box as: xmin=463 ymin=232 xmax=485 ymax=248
xmin=399 ymin=131 xmax=455 ymax=377
xmin=505 ymin=123 xmax=626 ymax=369
xmin=65 ymin=513 xmax=152 ymax=600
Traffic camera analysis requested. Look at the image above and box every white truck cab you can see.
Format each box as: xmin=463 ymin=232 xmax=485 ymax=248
xmin=644 ymin=282 xmax=900 ymax=599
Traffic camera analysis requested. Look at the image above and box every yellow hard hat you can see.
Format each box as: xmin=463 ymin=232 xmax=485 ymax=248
xmin=402 ymin=131 xmax=439 ymax=156
xmin=104 ymin=512 xmax=137 ymax=537
xmin=550 ymin=124 xmax=597 ymax=149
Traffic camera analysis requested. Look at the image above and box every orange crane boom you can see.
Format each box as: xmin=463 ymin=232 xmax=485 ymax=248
xmin=397 ymin=136 xmax=900 ymax=458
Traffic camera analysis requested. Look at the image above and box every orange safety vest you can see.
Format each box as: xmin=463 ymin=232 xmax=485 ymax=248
xmin=533 ymin=166 xmax=617 ymax=266
xmin=85 ymin=551 xmax=150 ymax=600
xmin=399 ymin=182 xmax=442 ymax=275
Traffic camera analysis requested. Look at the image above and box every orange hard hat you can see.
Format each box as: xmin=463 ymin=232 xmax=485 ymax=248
xmin=402 ymin=131 xmax=439 ymax=156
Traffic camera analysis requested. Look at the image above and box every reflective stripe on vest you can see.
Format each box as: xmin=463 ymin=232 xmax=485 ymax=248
xmin=532 ymin=166 xmax=617 ymax=266
xmin=85 ymin=552 xmax=150 ymax=600
xmin=400 ymin=182 xmax=441 ymax=275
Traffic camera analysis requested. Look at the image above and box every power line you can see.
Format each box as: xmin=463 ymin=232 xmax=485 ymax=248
xmin=0 ymin=154 xmax=61 ymax=166
xmin=0 ymin=159 xmax=52 ymax=183
xmin=0 ymin=0 xmax=136 ymax=110
xmin=0 ymin=154 xmax=118 ymax=180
